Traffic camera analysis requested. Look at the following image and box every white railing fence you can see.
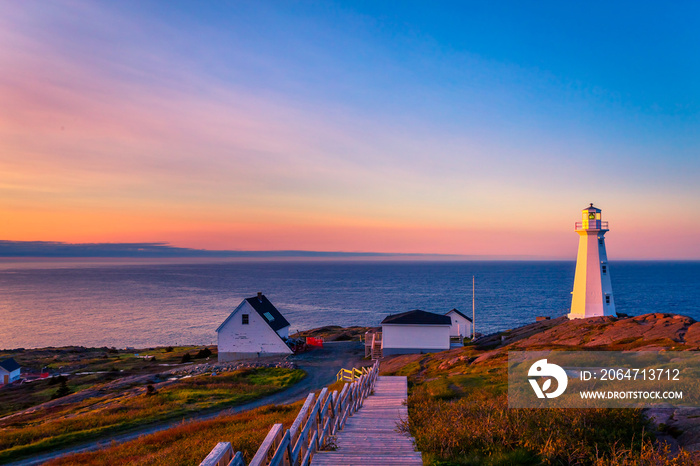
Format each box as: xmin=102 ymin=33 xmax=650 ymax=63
xmin=200 ymin=360 xmax=380 ymax=466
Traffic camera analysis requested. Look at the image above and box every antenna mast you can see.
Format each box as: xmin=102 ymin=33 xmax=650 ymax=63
xmin=472 ymin=275 xmax=475 ymax=339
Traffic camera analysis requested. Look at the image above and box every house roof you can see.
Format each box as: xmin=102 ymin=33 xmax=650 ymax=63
xmin=446 ymin=308 xmax=473 ymax=322
xmin=216 ymin=293 xmax=291 ymax=334
xmin=0 ymin=358 xmax=20 ymax=372
xmin=583 ymin=203 xmax=601 ymax=212
xmin=381 ymin=309 xmax=451 ymax=326
xmin=245 ymin=294 xmax=291 ymax=332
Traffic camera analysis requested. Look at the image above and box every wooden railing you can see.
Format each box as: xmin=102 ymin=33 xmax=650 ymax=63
xmin=200 ymin=361 xmax=380 ymax=466
xmin=336 ymin=365 xmax=371 ymax=382
xmin=364 ymin=331 xmax=382 ymax=359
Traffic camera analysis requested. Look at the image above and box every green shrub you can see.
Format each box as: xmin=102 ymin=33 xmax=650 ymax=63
xmin=51 ymin=379 xmax=72 ymax=400
xmin=194 ymin=348 xmax=212 ymax=359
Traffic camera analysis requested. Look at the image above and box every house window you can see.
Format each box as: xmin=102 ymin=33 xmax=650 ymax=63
xmin=242 ymin=314 xmax=249 ymax=325
xmin=605 ymin=295 xmax=611 ymax=305
xmin=602 ymin=265 xmax=607 ymax=274
xmin=263 ymin=312 xmax=275 ymax=322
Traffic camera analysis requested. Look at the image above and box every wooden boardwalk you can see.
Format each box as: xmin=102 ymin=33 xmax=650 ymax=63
xmin=310 ymin=376 xmax=422 ymax=466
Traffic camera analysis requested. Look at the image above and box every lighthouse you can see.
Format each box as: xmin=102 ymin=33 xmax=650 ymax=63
xmin=568 ymin=204 xmax=616 ymax=319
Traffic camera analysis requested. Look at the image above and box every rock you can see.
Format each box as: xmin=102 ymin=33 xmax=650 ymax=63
xmin=438 ymin=355 xmax=476 ymax=371
xmin=684 ymin=323 xmax=700 ymax=346
xmin=472 ymin=350 xmax=501 ymax=365
xmin=505 ymin=313 xmax=698 ymax=351
xmin=645 ymin=407 xmax=700 ymax=452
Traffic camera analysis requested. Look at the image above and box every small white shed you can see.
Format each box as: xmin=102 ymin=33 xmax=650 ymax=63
xmin=0 ymin=358 xmax=20 ymax=385
xmin=445 ymin=308 xmax=473 ymax=339
xmin=217 ymin=293 xmax=292 ymax=362
xmin=381 ymin=310 xmax=451 ymax=355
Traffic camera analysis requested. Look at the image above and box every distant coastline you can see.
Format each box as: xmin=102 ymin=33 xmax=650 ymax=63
xmin=0 ymin=240 xmax=552 ymax=261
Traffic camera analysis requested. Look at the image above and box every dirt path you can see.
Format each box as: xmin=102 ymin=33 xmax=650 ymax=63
xmin=5 ymin=341 xmax=366 ymax=466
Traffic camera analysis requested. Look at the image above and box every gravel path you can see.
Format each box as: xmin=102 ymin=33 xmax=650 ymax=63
xmin=6 ymin=341 xmax=366 ymax=466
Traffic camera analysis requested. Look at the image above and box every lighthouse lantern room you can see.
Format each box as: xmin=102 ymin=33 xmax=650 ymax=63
xmin=568 ymin=204 xmax=616 ymax=319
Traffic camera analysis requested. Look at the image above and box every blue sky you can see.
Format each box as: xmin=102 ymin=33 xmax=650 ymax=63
xmin=1 ymin=1 xmax=698 ymax=258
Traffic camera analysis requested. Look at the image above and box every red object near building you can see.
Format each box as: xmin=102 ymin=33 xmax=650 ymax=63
xmin=306 ymin=337 xmax=324 ymax=348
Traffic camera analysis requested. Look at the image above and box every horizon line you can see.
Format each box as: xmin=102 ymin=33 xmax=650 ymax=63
xmin=0 ymin=240 xmax=695 ymax=261
xmin=0 ymin=239 xmax=545 ymax=260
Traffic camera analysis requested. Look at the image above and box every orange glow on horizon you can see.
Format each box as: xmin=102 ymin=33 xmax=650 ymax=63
xmin=1 ymin=2 xmax=699 ymax=261
xmin=3 ymin=204 xmax=699 ymax=260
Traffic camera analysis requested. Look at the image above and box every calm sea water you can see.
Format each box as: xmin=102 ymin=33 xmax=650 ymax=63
xmin=1 ymin=260 xmax=698 ymax=349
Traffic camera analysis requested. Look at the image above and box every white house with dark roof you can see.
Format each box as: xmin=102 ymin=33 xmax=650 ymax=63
xmin=445 ymin=308 xmax=473 ymax=340
xmin=381 ymin=310 xmax=451 ymax=355
xmin=216 ymin=292 xmax=292 ymax=362
xmin=0 ymin=358 xmax=20 ymax=385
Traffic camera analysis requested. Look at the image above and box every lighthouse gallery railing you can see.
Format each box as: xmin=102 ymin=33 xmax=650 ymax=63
xmin=575 ymin=221 xmax=609 ymax=230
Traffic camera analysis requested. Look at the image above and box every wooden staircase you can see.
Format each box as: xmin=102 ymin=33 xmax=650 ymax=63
xmin=199 ymin=363 xmax=422 ymax=466
xmin=310 ymin=376 xmax=421 ymax=465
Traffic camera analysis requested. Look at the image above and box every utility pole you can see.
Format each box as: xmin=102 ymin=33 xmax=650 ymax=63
xmin=472 ymin=275 xmax=475 ymax=339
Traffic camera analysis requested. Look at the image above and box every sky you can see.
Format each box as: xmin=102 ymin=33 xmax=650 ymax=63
xmin=1 ymin=1 xmax=699 ymax=259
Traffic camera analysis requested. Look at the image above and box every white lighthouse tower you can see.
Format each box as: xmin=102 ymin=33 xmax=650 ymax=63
xmin=568 ymin=204 xmax=616 ymax=319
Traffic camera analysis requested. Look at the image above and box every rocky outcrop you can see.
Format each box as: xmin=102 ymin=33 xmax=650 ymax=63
xmin=478 ymin=313 xmax=699 ymax=352
xmin=165 ymin=360 xmax=297 ymax=377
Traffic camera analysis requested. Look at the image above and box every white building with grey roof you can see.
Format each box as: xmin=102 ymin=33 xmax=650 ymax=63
xmin=0 ymin=358 xmax=20 ymax=385
xmin=445 ymin=308 xmax=473 ymax=340
xmin=381 ymin=309 xmax=451 ymax=355
xmin=216 ymin=292 xmax=293 ymax=362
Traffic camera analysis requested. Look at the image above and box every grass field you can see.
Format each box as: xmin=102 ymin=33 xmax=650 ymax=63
xmin=46 ymin=403 xmax=302 ymax=466
xmin=0 ymin=345 xmax=215 ymax=417
xmin=0 ymin=367 xmax=305 ymax=463
xmin=41 ymin=380 xmax=351 ymax=465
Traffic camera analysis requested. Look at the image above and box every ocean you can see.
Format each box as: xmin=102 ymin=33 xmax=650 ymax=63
xmin=1 ymin=260 xmax=698 ymax=349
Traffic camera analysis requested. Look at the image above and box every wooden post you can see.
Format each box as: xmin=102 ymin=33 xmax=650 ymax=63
xmin=199 ymin=442 xmax=233 ymax=466
xmin=472 ymin=275 xmax=476 ymax=339
xmin=249 ymin=423 xmax=284 ymax=466
xmin=290 ymin=393 xmax=315 ymax=464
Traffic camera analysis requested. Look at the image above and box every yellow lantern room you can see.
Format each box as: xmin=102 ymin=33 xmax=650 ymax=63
xmin=577 ymin=203 xmax=607 ymax=231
